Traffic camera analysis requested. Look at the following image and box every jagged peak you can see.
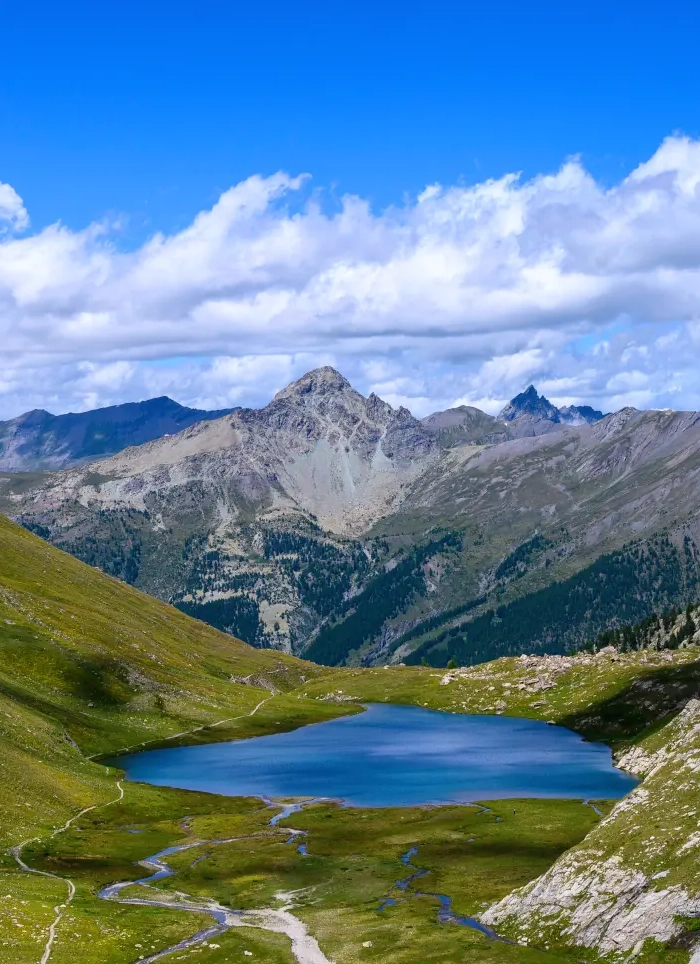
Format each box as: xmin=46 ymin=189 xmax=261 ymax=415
xmin=498 ymin=386 xmax=605 ymax=426
xmin=271 ymin=366 xmax=354 ymax=402
xmin=498 ymin=386 xmax=560 ymax=423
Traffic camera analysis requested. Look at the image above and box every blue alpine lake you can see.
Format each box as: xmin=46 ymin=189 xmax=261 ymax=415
xmin=109 ymin=703 xmax=637 ymax=807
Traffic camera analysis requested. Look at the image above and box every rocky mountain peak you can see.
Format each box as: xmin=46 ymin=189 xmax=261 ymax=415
xmin=272 ymin=366 xmax=354 ymax=403
xmin=498 ymin=386 xmax=605 ymax=429
xmin=499 ymin=386 xmax=561 ymax=423
xmin=256 ymin=368 xmax=436 ymax=467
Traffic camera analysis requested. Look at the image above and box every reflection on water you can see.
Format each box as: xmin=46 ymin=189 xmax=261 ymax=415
xmin=109 ymin=703 xmax=637 ymax=807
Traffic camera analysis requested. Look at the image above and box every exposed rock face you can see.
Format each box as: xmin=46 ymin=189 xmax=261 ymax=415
xmin=499 ymin=385 xmax=562 ymax=424
xmin=0 ymin=397 xmax=234 ymax=471
xmin=481 ymin=700 xmax=700 ymax=959
xmin=4 ymin=367 xmax=438 ymax=536
xmin=0 ymin=368 xmax=443 ymax=654
xmin=497 ymin=385 xmax=605 ymax=436
xmin=254 ymin=367 xmax=436 ymax=470
xmin=4 ymin=372 xmax=700 ymax=664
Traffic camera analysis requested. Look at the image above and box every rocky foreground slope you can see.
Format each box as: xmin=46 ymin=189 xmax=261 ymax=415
xmin=482 ymin=698 xmax=700 ymax=960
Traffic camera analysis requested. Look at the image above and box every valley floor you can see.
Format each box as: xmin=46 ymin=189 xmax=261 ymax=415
xmin=3 ymin=777 xmax=602 ymax=964
xmin=4 ymin=646 xmax=700 ymax=964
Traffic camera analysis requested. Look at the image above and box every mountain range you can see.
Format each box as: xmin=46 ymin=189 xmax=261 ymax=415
xmin=0 ymin=396 xmax=234 ymax=470
xmin=1 ymin=367 xmax=698 ymax=667
xmin=421 ymin=384 xmax=604 ymax=447
xmin=0 ymin=378 xmax=603 ymax=472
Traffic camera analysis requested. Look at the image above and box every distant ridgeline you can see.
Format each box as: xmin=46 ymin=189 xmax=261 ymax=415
xmin=7 ymin=371 xmax=700 ymax=668
xmin=404 ymin=536 xmax=700 ymax=668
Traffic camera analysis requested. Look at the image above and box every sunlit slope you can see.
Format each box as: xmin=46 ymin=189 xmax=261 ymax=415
xmin=0 ymin=515 xmax=333 ymax=846
xmin=296 ymin=644 xmax=700 ymax=751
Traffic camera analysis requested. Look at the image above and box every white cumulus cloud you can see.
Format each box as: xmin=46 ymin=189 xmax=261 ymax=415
xmin=3 ymin=137 xmax=700 ymax=419
xmin=0 ymin=182 xmax=29 ymax=233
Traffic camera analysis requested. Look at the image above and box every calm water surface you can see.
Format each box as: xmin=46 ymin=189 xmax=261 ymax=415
xmin=110 ymin=704 xmax=636 ymax=806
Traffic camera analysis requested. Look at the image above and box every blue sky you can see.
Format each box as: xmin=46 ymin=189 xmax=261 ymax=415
xmin=3 ymin=0 xmax=697 ymax=233
xmin=1 ymin=1 xmax=700 ymax=418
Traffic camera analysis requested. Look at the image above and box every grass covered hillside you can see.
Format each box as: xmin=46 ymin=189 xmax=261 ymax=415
xmin=3 ymin=513 xmax=700 ymax=964
xmin=0 ymin=514 xmax=342 ymax=847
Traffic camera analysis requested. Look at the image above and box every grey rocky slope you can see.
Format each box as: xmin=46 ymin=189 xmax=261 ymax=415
xmin=481 ymin=697 xmax=700 ymax=960
xmin=3 ymin=370 xmax=700 ymax=664
xmin=0 ymin=396 xmax=234 ymax=471
xmin=0 ymin=368 xmax=439 ymax=652
xmin=384 ymin=407 xmax=700 ymax=664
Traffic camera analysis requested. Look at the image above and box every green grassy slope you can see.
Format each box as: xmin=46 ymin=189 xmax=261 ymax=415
xmin=10 ymin=784 xmax=599 ymax=964
xmin=295 ymin=645 xmax=700 ymax=753
xmin=3 ymin=513 xmax=700 ymax=964
xmin=0 ymin=514 xmax=342 ymax=847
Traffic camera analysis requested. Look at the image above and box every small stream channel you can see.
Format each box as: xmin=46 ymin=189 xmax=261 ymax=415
xmin=98 ymin=795 xmax=510 ymax=963
xmin=98 ymin=799 xmax=330 ymax=964
xmin=97 ymin=706 xmax=622 ymax=961
xmin=377 ymin=807 xmax=500 ymax=940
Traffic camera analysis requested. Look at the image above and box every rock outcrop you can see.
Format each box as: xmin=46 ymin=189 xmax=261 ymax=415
xmin=481 ymin=699 xmax=700 ymax=959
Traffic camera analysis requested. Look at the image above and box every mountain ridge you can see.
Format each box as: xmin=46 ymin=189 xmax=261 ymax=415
xmin=0 ymin=374 xmax=609 ymax=471
xmin=0 ymin=395 xmax=236 ymax=471
xmin=422 ymin=384 xmax=606 ymax=447
xmin=4 ymin=368 xmax=699 ymax=668
xmin=498 ymin=384 xmax=605 ymax=426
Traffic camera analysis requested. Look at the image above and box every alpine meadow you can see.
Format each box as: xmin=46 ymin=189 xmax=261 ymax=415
xmin=3 ymin=4 xmax=700 ymax=962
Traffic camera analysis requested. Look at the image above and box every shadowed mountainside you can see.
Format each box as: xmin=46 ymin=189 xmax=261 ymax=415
xmin=0 ymin=395 xmax=234 ymax=470
xmin=0 ymin=513 xmax=340 ymax=847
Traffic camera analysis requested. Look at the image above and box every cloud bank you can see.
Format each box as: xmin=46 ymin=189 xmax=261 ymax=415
xmin=3 ymin=136 xmax=700 ymax=419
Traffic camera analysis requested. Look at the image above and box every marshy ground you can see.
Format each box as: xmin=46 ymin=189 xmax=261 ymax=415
xmin=3 ymin=777 xmax=606 ymax=964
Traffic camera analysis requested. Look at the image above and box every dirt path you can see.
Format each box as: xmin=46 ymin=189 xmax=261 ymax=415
xmin=9 ymin=692 xmax=275 ymax=963
xmin=9 ymin=776 xmax=125 ymax=964
xmin=99 ymin=800 xmax=332 ymax=964
xmin=87 ymin=693 xmax=275 ymax=759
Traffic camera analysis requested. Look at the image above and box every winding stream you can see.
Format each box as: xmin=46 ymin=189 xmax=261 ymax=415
xmin=98 ymin=706 xmax=624 ymax=961
xmin=377 ymin=827 xmax=500 ymax=940
xmin=98 ymin=796 xmax=505 ymax=963
xmin=97 ymin=799 xmax=331 ymax=964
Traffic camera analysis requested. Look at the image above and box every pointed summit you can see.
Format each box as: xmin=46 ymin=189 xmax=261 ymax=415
xmin=498 ymin=386 xmax=560 ymax=423
xmin=272 ymin=366 xmax=354 ymax=402
xmin=498 ymin=386 xmax=606 ymax=430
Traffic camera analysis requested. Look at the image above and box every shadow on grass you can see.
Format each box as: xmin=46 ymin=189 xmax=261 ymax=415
xmin=559 ymin=659 xmax=700 ymax=748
